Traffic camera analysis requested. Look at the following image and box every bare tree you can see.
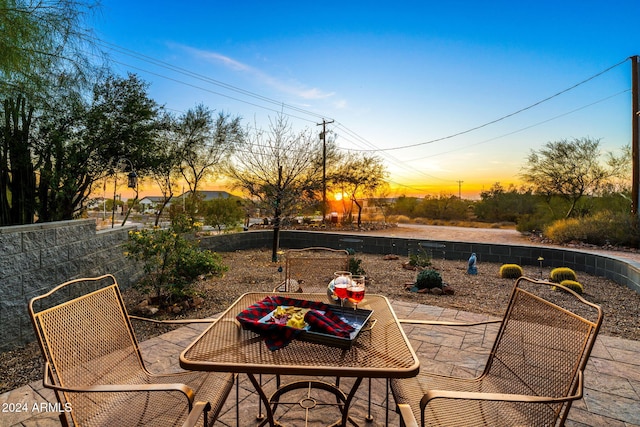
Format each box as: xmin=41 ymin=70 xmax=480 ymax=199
xmin=226 ymin=115 xmax=322 ymax=261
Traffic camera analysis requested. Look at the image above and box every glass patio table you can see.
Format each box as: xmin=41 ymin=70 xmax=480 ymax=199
xmin=180 ymin=292 xmax=419 ymax=427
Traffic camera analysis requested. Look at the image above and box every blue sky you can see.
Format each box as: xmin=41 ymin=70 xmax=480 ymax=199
xmin=91 ymin=1 xmax=638 ymax=198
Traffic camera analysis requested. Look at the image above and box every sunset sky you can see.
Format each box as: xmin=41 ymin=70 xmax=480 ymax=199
xmin=91 ymin=1 xmax=638 ymax=199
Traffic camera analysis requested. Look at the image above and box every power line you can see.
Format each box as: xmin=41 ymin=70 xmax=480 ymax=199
xmin=348 ymin=58 xmax=630 ymax=153
xmin=408 ymin=88 xmax=631 ymax=162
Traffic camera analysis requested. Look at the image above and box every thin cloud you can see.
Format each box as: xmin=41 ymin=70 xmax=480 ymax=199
xmin=174 ymin=44 xmax=334 ymax=101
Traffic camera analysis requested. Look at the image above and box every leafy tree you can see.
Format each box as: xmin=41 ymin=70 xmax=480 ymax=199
xmin=331 ymin=153 xmax=387 ymax=227
xmin=226 ymin=114 xmax=322 ymax=261
xmin=0 ymin=0 xmax=101 ymax=225
xmin=177 ymin=105 xmax=243 ymax=217
xmin=0 ymin=0 xmax=100 ymax=100
xmin=202 ymin=197 xmax=244 ymax=233
xmin=520 ymin=138 xmax=613 ymax=218
xmin=41 ymin=73 xmax=163 ymax=223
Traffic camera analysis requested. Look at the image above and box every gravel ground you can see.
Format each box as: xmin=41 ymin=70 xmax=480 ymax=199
xmin=2 ymin=248 xmax=639 ymax=394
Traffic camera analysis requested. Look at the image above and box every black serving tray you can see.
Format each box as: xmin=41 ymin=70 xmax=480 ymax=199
xmin=298 ymin=305 xmax=374 ymax=349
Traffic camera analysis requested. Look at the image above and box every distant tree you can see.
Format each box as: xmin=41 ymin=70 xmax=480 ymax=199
xmin=177 ymin=105 xmax=244 ymax=217
xmin=142 ymin=113 xmax=182 ymax=226
xmin=331 ymin=153 xmax=387 ymax=227
xmin=202 ymin=197 xmax=244 ymax=233
xmin=414 ymin=193 xmax=470 ymax=221
xmin=520 ymin=138 xmax=614 ymax=218
xmin=391 ymin=196 xmax=420 ymax=218
xmin=474 ymin=183 xmax=537 ymax=223
xmin=226 ymin=114 xmax=322 ymax=261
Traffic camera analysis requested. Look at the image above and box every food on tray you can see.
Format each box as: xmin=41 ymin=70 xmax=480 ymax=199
xmin=269 ymin=306 xmax=309 ymax=329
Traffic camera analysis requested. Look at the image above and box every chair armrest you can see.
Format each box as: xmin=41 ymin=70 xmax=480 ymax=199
xmin=421 ymin=371 xmax=584 ymax=408
xmin=42 ymin=362 xmax=196 ymax=406
xmin=181 ymin=401 xmax=211 ymax=427
xmin=398 ymin=318 xmax=502 ymax=327
xmin=129 ymin=315 xmax=217 ymax=324
xmin=396 ymin=403 xmax=419 ymax=427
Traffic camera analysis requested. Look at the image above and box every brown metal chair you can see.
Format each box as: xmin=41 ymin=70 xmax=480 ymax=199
xmin=391 ymin=276 xmax=603 ymax=427
xmin=273 ymin=247 xmax=350 ymax=294
xmin=28 ymin=274 xmax=234 ymax=427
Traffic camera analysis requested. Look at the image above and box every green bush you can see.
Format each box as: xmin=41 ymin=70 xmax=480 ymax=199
xmin=348 ymin=257 xmax=366 ymax=276
xmin=499 ymin=264 xmax=523 ymax=279
xmin=415 ymin=269 xmax=443 ymax=290
xmin=549 ymin=267 xmax=577 ymax=283
xmin=125 ymin=222 xmax=227 ymax=303
xmin=553 ymin=280 xmax=584 ymax=294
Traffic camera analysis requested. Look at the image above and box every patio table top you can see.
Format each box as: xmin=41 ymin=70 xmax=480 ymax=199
xmin=180 ymin=292 xmax=420 ymax=379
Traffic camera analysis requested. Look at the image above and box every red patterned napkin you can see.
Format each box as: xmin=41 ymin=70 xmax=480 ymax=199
xmin=236 ymin=296 xmax=354 ymax=350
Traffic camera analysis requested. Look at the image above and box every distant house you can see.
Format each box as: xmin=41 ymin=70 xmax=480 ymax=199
xmin=139 ymin=196 xmax=170 ymax=213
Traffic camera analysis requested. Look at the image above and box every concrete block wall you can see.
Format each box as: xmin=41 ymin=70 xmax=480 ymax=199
xmin=0 ymin=219 xmax=141 ymax=351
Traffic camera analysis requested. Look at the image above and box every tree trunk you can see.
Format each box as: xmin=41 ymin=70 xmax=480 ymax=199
xmin=353 ymin=197 xmax=363 ymax=228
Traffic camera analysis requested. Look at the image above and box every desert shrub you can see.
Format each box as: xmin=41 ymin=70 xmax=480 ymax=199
xmin=549 ymin=267 xmax=577 ymax=283
xmin=409 ymin=247 xmax=432 ymax=268
xmin=415 ymin=269 xmax=443 ymax=290
xmin=125 ymin=222 xmax=227 ymax=303
xmin=553 ymin=280 xmax=584 ymax=294
xmin=499 ymin=264 xmax=523 ymax=279
xmin=389 ymin=214 xmax=411 ymax=224
xmin=544 ymin=211 xmax=640 ymax=247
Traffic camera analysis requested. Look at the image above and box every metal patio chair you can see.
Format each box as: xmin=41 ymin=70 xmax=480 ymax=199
xmin=28 ymin=274 xmax=234 ymax=427
xmin=273 ymin=247 xmax=351 ymax=294
xmin=391 ymin=276 xmax=603 ymax=427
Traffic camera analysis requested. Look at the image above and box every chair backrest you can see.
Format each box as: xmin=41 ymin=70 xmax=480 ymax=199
xmin=28 ymin=274 xmax=146 ymax=424
xmin=284 ymin=247 xmax=350 ymax=293
xmin=483 ymin=276 xmax=603 ymax=425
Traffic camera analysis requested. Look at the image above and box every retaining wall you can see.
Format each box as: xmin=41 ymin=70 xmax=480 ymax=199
xmin=0 ymin=220 xmax=141 ymax=351
xmin=200 ymin=230 xmax=640 ymax=294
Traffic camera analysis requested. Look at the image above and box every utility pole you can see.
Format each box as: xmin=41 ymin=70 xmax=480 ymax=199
xmin=457 ymin=180 xmax=464 ymax=199
xmin=317 ymin=119 xmax=334 ymax=223
xmin=632 ymin=56 xmax=639 ymax=215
